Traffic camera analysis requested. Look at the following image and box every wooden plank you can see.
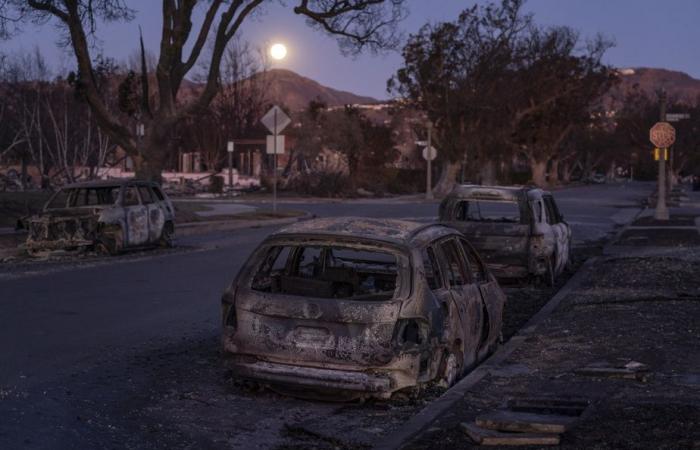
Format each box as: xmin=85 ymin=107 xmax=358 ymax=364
xmin=461 ymin=422 xmax=560 ymax=446
xmin=476 ymin=410 xmax=577 ymax=434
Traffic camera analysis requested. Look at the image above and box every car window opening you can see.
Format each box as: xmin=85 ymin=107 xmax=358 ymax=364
xmin=457 ymin=200 xmax=520 ymax=223
xmin=252 ymin=245 xmax=399 ymax=301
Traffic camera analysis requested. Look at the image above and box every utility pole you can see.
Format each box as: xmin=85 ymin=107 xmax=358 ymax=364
xmin=426 ymin=121 xmax=433 ymax=200
xmin=655 ymin=91 xmax=669 ymax=221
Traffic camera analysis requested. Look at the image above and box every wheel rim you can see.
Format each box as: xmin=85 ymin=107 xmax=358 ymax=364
xmin=442 ymin=353 xmax=459 ymax=387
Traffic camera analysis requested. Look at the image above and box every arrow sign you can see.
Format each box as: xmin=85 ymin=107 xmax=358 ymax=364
xmin=415 ymin=140 xmax=428 ymax=146
xmin=261 ymin=105 xmax=291 ymax=135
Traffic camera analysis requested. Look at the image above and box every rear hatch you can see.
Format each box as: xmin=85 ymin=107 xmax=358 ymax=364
xmin=227 ymin=240 xmax=411 ymax=368
xmin=441 ymin=197 xmax=531 ymax=268
xmin=234 ymin=292 xmax=402 ymax=367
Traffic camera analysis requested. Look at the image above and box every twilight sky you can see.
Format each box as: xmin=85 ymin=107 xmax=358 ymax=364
xmin=3 ymin=0 xmax=700 ymax=99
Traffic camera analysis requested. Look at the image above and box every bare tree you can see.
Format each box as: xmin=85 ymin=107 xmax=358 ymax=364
xmin=4 ymin=0 xmax=407 ymax=181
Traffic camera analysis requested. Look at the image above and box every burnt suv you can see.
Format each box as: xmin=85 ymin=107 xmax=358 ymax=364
xmin=439 ymin=185 xmax=572 ymax=285
xmin=23 ymin=179 xmax=175 ymax=255
xmin=221 ymin=217 xmax=505 ymax=400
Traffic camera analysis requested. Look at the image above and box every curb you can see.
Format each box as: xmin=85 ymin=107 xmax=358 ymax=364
xmin=373 ymin=256 xmax=599 ymax=450
xmin=176 ymin=213 xmax=314 ymax=236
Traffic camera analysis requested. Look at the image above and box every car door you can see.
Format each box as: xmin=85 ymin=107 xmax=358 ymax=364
xmin=543 ymin=195 xmax=569 ymax=274
xmin=459 ymin=237 xmax=505 ymax=357
xmin=435 ymin=237 xmax=484 ymax=370
xmin=138 ymin=185 xmax=165 ymax=243
xmin=122 ymin=184 xmax=149 ymax=246
xmin=529 ymin=194 xmax=556 ymax=269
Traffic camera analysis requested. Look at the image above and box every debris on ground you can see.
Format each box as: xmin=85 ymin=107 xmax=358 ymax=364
xmin=460 ymin=397 xmax=589 ymax=446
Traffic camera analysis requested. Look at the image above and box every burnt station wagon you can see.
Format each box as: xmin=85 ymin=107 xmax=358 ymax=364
xmin=439 ymin=185 xmax=572 ymax=285
xmin=221 ymin=217 xmax=505 ymax=400
xmin=23 ymin=179 xmax=175 ymax=255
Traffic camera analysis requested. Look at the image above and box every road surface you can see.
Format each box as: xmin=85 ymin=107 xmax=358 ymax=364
xmin=0 ymin=182 xmax=650 ymax=449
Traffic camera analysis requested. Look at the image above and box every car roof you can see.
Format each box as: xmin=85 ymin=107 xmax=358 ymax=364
xmin=61 ymin=179 xmax=158 ymax=189
xmin=447 ymin=184 xmax=546 ymax=201
xmin=273 ymin=217 xmax=456 ymax=247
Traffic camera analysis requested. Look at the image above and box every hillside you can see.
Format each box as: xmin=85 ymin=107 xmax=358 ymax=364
xmin=253 ymin=69 xmax=380 ymax=111
xmin=615 ymin=67 xmax=700 ymax=105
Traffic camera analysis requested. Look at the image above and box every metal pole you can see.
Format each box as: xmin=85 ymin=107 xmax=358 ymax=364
xmin=273 ymin=110 xmax=278 ymax=213
xmin=426 ymin=121 xmax=433 ymax=200
xmin=655 ymin=91 xmax=669 ymax=220
xmin=228 ymin=141 xmax=234 ymax=189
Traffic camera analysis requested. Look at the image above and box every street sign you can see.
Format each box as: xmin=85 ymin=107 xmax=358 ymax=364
xmin=653 ymin=148 xmax=669 ymax=161
xmin=227 ymin=141 xmax=234 ymax=152
xmin=422 ymin=146 xmax=437 ymax=161
xmin=649 ymin=122 xmax=675 ymax=148
xmin=415 ymin=140 xmax=428 ymax=146
xmin=261 ymin=106 xmax=291 ymax=135
xmin=665 ymin=113 xmax=690 ymax=122
xmin=266 ymin=135 xmax=285 ymax=154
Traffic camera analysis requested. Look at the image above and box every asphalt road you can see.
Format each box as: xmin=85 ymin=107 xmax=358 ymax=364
xmin=0 ymin=182 xmax=650 ymax=448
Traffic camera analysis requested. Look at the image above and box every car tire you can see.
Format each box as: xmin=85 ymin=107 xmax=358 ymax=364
xmin=438 ymin=351 xmax=463 ymax=389
xmin=96 ymin=229 xmax=123 ymax=256
xmin=159 ymin=222 xmax=175 ymax=248
xmin=545 ymin=256 xmax=555 ymax=287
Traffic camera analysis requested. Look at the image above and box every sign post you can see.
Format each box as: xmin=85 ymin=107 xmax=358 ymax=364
xmin=261 ymin=106 xmax=291 ymax=213
xmin=227 ymin=141 xmax=234 ymax=189
xmin=649 ymin=93 xmax=675 ymax=221
xmin=416 ymin=123 xmax=437 ymax=200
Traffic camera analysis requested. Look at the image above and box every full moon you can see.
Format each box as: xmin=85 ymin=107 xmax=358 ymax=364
xmin=270 ymin=43 xmax=287 ymax=60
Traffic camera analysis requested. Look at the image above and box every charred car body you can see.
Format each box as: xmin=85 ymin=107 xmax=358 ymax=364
xmin=439 ymin=185 xmax=571 ymax=285
xmin=221 ymin=217 xmax=505 ymax=400
xmin=23 ymin=180 xmax=175 ymax=255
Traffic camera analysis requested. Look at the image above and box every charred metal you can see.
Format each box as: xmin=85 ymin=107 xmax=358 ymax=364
xmin=21 ymin=179 xmax=175 ymax=256
xmin=439 ymin=185 xmax=572 ymax=284
xmin=221 ymin=217 xmax=505 ymax=400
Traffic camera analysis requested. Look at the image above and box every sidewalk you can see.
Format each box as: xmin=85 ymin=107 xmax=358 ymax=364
xmin=389 ymin=215 xmax=700 ymax=449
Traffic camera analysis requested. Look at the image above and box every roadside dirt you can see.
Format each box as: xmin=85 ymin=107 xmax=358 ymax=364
xmin=405 ymin=244 xmax=700 ymax=450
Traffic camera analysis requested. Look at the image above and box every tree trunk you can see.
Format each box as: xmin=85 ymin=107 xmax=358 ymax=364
xmin=549 ymin=157 xmax=560 ymax=186
xmin=479 ymin=159 xmax=497 ymax=185
xmin=530 ymin=158 xmax=548 ymax=187
xmin=433 ymin=160 xmax=460 ymax=196
xmin=134 ymin=125 xmax=171 ymax=182
xmin=562 ymin=160 xmax=573 ymax=184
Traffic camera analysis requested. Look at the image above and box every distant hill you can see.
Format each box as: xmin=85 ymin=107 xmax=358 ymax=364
xmin=614 ymin=67 xmax=700 ymax=105
xmin=251 ymin=69 xmax=380 ymax=111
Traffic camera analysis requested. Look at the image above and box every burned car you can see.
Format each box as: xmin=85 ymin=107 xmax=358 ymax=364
xmin=23 ymin=180 xmax=175 ymax=255
xmin=439 ymin=185 xmax=571 ymax=285
xmin=221 ymin=217 xmax=505 ymax=400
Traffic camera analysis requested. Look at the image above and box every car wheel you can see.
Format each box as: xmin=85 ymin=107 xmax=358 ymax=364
xmin=545 ymin=256 xmax=555 ymax=287
xmin=96 ymin=229 xmax=123 ymax=256
xmin=159 ymin=222 xmax=175 ymax=248
xmin=438 ymin=351 xmax=462 ymax=388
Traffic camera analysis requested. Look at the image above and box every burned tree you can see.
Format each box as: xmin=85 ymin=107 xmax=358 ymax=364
xmin=4 ymin=0 xmax=407 ymax=181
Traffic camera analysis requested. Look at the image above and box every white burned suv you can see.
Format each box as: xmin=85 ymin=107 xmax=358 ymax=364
xmin=24 ymin=179 xmax=175 ymax=255
xmin=221 ymin=217 xmax=505 ymax=400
